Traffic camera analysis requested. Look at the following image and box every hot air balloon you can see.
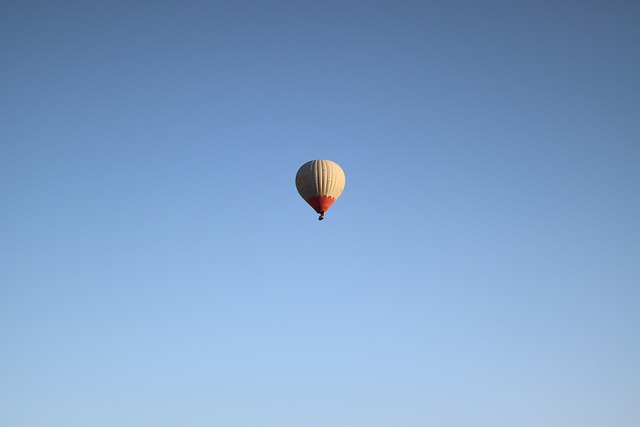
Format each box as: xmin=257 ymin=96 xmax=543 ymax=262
xmin=295 ymin=159 xmax=346 ymax=220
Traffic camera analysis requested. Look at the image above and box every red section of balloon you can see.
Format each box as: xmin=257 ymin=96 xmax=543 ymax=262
xmin=305 ymin=195 xmax=336 ymax=213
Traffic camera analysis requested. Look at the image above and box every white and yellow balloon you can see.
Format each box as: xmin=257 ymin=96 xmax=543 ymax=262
xmin=295 ymin=159 xmax=346 ymax=220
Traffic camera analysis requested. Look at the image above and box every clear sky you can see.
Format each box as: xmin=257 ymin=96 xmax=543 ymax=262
xmin=1 ymin=1 xmax=639 ymax=426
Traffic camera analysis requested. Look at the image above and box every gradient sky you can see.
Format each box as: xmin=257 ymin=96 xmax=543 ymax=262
xmin=2 ymin=1 xmax=639 ymax=426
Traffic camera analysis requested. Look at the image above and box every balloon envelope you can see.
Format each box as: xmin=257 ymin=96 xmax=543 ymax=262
xmin=295 ymin=159 xmax=346 ymax=219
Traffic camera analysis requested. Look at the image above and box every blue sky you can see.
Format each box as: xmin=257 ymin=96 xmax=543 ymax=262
xmin=1 ymin=1 xmax=639 ymax=426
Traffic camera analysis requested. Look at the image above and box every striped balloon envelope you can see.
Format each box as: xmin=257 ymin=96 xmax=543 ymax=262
xmin=295 ymin=159 xmax=346 ymax=220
